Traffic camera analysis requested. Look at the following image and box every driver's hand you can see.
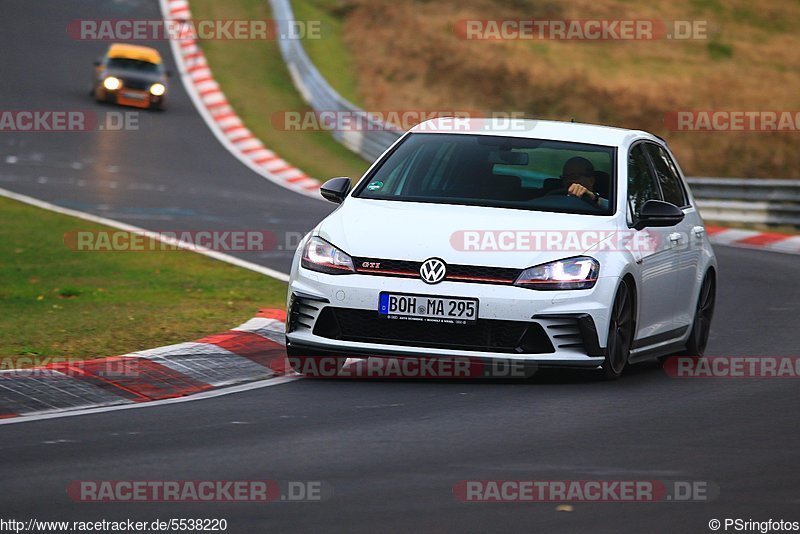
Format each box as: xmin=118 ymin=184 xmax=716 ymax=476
xmin=567 ymin=183 xmax=591 ymax=199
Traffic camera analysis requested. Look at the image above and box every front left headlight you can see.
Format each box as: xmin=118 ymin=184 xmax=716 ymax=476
xmin=149 ymin=83 xmax=166 ymax=96
xmin=301 ymin=237 xmax=355 ymax=275
xmin=514 ymin=256 xmax=599 ymax=290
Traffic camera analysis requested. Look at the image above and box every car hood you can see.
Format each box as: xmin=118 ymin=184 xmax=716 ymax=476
xmin=316 ymin=198 xmax=620 ymax=270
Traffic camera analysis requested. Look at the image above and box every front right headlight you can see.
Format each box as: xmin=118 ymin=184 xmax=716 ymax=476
xmin=301 ymin=237 xmax=355 ymax=275
xmin=102 ymin=76 xmax=121 ymax=91
xmin=514 ymin=256 xmax=599 ymax=290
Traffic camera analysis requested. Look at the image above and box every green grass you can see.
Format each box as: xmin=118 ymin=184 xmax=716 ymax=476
xmin=291 ymin=0 xmax=361 ymax=104
xmin=707 ymin=40 xmax=734 ymax=60
xmin=0 ymin=196 xmax=287 ymax=367
xmin=190 ymin=0 xmax=369 ymax=181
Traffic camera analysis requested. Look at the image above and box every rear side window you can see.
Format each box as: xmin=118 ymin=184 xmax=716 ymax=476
xmin=627 ymin=144 xmax=662 ymax=222
xmin=645 ymin=143 xmax=688 ymax=208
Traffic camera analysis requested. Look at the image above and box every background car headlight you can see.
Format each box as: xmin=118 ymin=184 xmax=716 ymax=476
xmin=149 ymin=83 xmax=166 ymax=96
xmin=301 ymin=237 xmax=355 ymax=274
xmin=514 ymin=256 xmax=599 ymax=290
xmin=102 ymin=76 xmax=121 ymax=91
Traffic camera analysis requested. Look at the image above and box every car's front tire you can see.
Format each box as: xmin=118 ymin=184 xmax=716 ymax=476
xmin=602 ymin=278 xmax=635 ymax=380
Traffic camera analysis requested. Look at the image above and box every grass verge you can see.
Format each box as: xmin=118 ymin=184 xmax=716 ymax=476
xmin=291 ymin=0 xmax=361 ymax=105
xmin=0 ymin=196 xmax=286 ymax=367
xmin=334 ymin=0 xmax=799 ymax=179
xmin=189 ymin=0 xmax=369 ymax=181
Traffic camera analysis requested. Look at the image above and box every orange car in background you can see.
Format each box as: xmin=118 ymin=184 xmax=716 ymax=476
xmin=92 ymin=44 xmax=169 ymax=110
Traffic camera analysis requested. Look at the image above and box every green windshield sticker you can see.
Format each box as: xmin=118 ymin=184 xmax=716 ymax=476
xmin=366 ymin=181 xmax=384 ymax=191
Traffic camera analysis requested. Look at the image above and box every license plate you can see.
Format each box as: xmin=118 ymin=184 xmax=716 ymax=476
xmin=122 ymin=90 xmax=146 ymax=100
xmin=378 ymin=292 xmax=478 ymax=325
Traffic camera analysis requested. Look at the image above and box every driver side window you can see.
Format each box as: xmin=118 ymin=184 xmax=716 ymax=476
xmin=627 ymin=144 xmax=662 ymax=224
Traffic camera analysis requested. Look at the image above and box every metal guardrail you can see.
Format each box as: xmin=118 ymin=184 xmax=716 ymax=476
xmin=269 ymin=0 xmax=799 ymax=227
xmin=270 ymin=0 xmax=401 ymax=162
xmin=688 ymin=178 xmax=800 ymax=226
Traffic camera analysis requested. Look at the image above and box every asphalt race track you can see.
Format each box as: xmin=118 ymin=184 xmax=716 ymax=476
xmin=0 ymin=0 xmax=333 ymax=271
xmin=2 ymin=2 xmax=799 ymax=533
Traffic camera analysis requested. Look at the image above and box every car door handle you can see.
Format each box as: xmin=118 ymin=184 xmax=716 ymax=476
xmin=693 ymin=226 xmax=705 ymax=237
xmin=669 ymin=232 xmax=683 ymax=244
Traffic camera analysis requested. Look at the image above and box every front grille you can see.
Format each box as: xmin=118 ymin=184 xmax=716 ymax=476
xmin=121 ymin=78 xmax=150 ymax=91
xmin=312 ymin=307 xmax=554 ymax=354
xmin=446 ymin=264 xmax=521 ymax=284
xmin=353 ymin=258 xmax=419 ymax=278
xmin=352 ymin=257 xmax=522 ymax=285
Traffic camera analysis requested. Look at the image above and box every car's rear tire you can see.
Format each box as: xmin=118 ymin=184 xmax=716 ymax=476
xmin=602 ymin=278 xmax=635 ymax=380
xmin=684 ymin=271 xmax=716 ymax=357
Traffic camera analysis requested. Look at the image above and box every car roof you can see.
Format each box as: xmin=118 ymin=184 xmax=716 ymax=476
xmin=408 ymin=117 xmax=658 ymax=147
xmin=107 ymin=43 xmax=162 ymax=64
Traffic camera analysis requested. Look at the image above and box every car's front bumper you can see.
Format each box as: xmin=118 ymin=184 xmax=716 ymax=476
xmin=96 ymin=86 xmax=165 ymax=109
xmin=286 ymin=266 xmax=619 ymax=368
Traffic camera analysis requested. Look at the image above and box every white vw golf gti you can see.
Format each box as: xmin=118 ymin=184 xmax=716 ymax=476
xmin=286 ymin=118 xmax=717 ymax=378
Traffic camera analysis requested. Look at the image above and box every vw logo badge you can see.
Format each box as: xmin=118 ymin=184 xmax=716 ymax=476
xmin=419 ymin=258 xmax=447 ymax=284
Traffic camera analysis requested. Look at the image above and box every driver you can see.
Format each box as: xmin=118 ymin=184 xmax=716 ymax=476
xmin=560 ymin=157 xmax=608 ymax=209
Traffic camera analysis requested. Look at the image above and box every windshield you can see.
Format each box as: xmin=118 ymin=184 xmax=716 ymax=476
xmin=107 ymin=58 xmax=161 ymax=73
xmin=354 ymin=133 xmax=616 ymax=215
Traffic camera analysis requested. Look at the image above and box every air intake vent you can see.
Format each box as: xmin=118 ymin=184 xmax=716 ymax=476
xmin=287 ymin=294 xmax=326 ymax=333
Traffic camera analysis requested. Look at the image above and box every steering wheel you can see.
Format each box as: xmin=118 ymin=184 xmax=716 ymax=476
xmin=544 ymin=187 xmax=569 ymax=197
xmin=543 ymin=187 xmax=602 ymax=209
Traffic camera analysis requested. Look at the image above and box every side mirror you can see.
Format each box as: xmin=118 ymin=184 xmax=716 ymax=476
xmin=93 ymin=58 xmax=102 ymax=66
xmin=634 ymin=200 xmax=685 ymax=230
xmin=320 ymin=177 xmax=351 ymax=204
xmin=165 ymin=69 xmax=173 ymax=77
